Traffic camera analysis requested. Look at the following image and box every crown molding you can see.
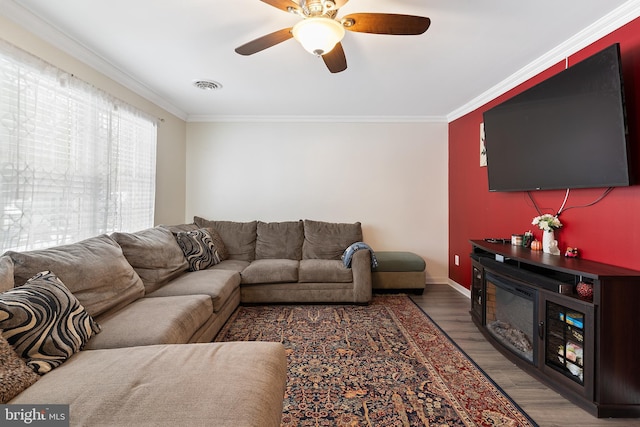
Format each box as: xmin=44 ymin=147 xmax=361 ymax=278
xmin=0 ymin=0 xmax=188 ymax=121
xmin=446 ymin=0 xmax=640 ymax=122
xmin=187 ymin=115 xmax=448 ymax=123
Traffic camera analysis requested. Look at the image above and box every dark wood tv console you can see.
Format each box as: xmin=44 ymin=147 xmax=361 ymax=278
xmin=469 ymin=239 xmax=640 ymax=418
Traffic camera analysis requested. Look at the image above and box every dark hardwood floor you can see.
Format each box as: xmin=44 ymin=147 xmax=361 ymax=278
xmin=410 ymin=284 xmax=640 ymax=427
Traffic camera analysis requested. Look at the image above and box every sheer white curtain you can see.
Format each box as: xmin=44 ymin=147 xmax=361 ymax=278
xmin=0 ymin=40 xmax=157 ymax=252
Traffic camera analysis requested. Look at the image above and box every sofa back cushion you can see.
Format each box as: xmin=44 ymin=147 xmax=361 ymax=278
xmin=158 ymin=223 xmax=199 ymax=234
xmin=6 ymin=234 xmax=145 ymax=317
xmin=0 ymin=256 xmax=14 ymax=293
xmin=194 ymin=217 xmax=257 ymax=262
xmin=302 ymin=220 xmax=363 ymax=260
xmin=255 ymin=221 xmax=304 ymax=260
xmin=112 ymin=227 xmax=188 ymax=293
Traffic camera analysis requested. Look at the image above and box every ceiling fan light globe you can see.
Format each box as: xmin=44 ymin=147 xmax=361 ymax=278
xmin=292 ymin=17 xmax=345 ymax=56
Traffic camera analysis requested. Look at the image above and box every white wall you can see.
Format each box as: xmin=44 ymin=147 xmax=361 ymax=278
xmin=0 ymin=15 xmax=188 ymax=226
xmin=186 ymin=121 xmax=449 ymax=283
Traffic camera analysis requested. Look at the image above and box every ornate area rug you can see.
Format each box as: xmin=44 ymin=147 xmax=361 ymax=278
xmin=215 ymin=295 xmax=537 ymax=426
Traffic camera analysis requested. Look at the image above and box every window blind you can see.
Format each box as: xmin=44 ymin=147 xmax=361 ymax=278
xmin=0 ymin=40 xmax=156 ymax=252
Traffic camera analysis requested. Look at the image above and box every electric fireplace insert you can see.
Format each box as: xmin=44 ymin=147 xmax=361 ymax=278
xmin=484 ymin=270 xmax=537 ymax=364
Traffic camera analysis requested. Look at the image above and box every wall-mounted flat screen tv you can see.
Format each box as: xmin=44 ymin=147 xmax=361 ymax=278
xmin=483 ymin=43 xmax=631 ymax=192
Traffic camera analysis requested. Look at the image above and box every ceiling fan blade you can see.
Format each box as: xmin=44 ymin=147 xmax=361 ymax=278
xmin=342 ymin=13 xmax=431 ymax=35
xmin=235 ymin=28 xmax=293 ymax=55
xmin=322 ymin=42 xmax=347 ymax=73
xmin=259 ymin=0 xmax=302 ymax=14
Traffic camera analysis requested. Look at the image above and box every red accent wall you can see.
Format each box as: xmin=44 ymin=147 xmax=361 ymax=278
xmin=449 ymin=17 xmax=640 ymax=289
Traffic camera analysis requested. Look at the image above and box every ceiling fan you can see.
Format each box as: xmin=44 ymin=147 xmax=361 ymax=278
xmin=235 ymin=0 xmax=431 ymax=73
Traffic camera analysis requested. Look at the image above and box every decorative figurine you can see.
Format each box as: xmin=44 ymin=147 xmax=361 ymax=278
xmin=564 ymin=247 xmax=579 ymax=258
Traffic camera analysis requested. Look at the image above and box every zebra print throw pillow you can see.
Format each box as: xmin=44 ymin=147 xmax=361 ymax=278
xmin=176 ymin=228 xmax=221 ymax=271
xmin=0 ymin=271 xmax=101 ymax=374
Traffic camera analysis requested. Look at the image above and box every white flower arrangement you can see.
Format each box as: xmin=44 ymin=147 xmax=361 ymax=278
xmin=532 ymin=214 xmax=562 ymax=232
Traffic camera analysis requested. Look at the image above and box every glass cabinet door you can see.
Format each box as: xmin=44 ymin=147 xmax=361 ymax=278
xmin=540 ymin=291 xmax=594 ymax=399
xmin=546 ymin=302 xmax=585 ymax=383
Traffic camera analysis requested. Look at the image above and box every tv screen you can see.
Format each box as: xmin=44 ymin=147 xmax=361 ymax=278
xmin=483 ymin=43 xmax=631 ymax=192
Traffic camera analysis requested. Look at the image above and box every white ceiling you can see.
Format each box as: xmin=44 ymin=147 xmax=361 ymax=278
xmin=3 ymin=0 xmax=640 ymax=121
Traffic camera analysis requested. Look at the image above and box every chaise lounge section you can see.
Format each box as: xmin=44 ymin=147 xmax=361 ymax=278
xmin=9 ymin=342 xmax=287 ymax=427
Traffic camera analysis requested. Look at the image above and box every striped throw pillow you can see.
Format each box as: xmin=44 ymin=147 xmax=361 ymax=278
xmin=176 ymin=228 xmax=221 ymax=271
xmin=0 ymin=271 xmax=101 ymax=374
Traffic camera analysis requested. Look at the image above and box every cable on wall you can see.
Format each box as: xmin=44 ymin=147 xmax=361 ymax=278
xmin=527 ymin=187 xmax=614 ymax=218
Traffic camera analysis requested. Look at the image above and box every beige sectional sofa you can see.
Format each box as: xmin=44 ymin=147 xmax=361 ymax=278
xmin=0 ymin=218 xmax=373 ymax=426
xmin=188 ymin=217 xmax=373 ymax=304
xmin=1 ymin=227 xmax=286 ymax=426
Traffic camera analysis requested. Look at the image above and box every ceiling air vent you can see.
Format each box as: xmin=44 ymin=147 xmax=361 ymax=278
xmin=192 ymin=80 xmax=222 ymax=91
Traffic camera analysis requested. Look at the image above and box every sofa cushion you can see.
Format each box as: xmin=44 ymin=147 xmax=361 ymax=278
xmin=194 ymin=217 xmax=257 ymax=262
xmin=0 ymin=332 xmax=39 ymax=403
xmin=0 ymin=256 xmax=14 ymax=293
xmin=255 ymin=220 xmax=304 ymax=260
xmin=111 ymin=227 xmax=188 ymax=294
xmin=200 ymin=227 xmax=228 ymax=260
xmin=372 ymin=251 xmax=426 ymax=272
xmin=211 ymin=259 xmax=251 ymax=273
xmin=10 ymin=342 xmax=287 ymax=427
xmin=85 ymin=295 xmax=212 ymax=350
xmin=175 ymin=228 xmax=221 ymax=271
xmin=6 ymin=234 xmax=145 ymax=317
xmin=0 ymin=271 xmax=101 ymax=374
xmin=298 ymin=259 xmax=353 ymax=283
xmin=161 ymin=223 xmax=229 ymax=261
xmin=302 ymin=220 xmax=363 ymax=260
xmin=147 ymin=269 xmax=240 ymax=313
xmin=241 ymin=259 xmax=299 ymax=284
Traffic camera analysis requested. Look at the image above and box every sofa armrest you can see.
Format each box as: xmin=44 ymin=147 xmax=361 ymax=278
xmin=350 ymin=249 xmax=373 ymax=303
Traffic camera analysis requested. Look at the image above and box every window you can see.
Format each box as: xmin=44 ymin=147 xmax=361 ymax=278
xmin=0 ymin=40 xmax=157 ymax=252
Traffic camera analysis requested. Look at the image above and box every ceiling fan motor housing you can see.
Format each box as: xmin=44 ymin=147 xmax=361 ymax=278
xmin=299 ymin=0 xmax=339 ymax=17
